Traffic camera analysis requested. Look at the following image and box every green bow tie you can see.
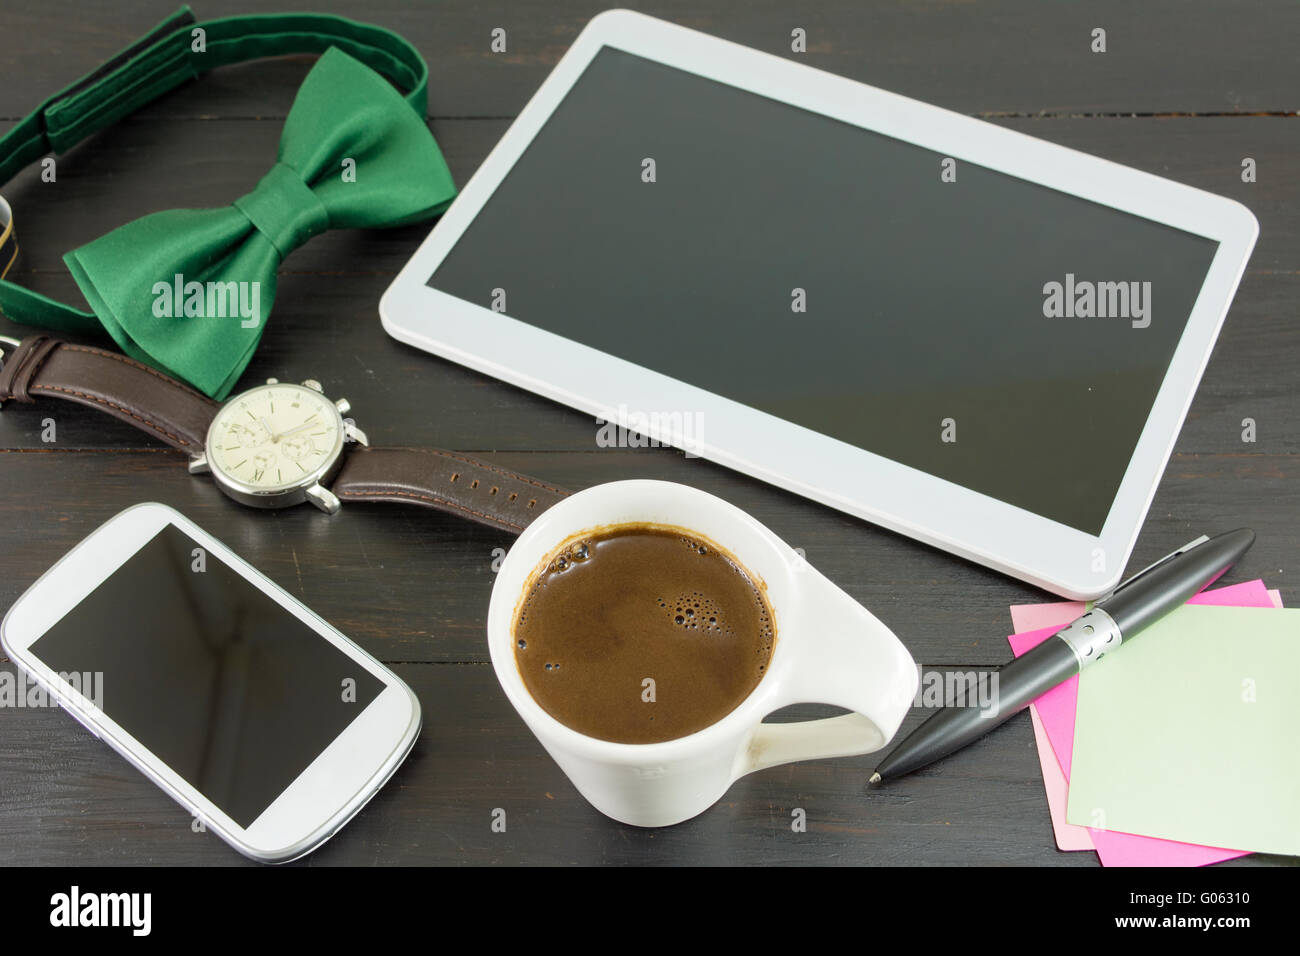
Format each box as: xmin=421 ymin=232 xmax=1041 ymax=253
xmin=0 ymin=9 xmax=456 ymax=399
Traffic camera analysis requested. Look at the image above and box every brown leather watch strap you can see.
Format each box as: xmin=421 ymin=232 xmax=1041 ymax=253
xmin=333 ymin=446 xmax=568 ymax=534
xmin=0 ymin=334 xmax=218 ymax=451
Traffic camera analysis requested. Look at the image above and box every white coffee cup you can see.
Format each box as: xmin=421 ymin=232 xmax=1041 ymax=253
xmin=487 ymin=480 xmax=918 ymax=827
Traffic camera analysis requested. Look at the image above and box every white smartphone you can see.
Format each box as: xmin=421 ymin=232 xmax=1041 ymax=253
xmin=1 ymin=503 xmax=421 ymax=863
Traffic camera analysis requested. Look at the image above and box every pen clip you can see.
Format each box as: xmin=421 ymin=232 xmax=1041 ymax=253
xmin=1104 ymin=534 xmax=1210 ymax=601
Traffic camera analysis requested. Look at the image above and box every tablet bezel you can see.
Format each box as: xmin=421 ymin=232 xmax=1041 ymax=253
xmin=380 ymin=9 xmax=1258 ymax=599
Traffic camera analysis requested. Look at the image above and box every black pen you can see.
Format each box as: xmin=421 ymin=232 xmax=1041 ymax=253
xmin=869 ymin=528 xmax=1257 ymax=785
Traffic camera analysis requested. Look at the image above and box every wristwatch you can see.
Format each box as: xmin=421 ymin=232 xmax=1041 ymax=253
xmin=0 ymin=335 xmax=567 ymax=533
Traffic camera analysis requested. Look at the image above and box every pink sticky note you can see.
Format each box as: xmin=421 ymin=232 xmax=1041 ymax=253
xmin=1010 ymin=583 xmax=1280 ymax=632
xmin=1008 ymin=580 xmax=1276 ymax=866
xmin=1011 ymin=599 xmax=1095 ymax=849
xmin=1030 ymin=704 xmax=1094 ymax=850
xmin=1009 ymin=600 xmax=1086 ymax=634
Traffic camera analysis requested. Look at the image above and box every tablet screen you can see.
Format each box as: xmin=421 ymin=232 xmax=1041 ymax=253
xmin=428 ymin=47 xmax=1219 ymax=535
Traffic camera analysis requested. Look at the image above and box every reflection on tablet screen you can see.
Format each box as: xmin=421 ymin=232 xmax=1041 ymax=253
xmin=429 ymin=47 xmax=1219 ymax=535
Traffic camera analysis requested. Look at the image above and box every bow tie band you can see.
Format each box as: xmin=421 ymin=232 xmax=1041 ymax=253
xmin=0 ymin=7 xmax=456 ymax=399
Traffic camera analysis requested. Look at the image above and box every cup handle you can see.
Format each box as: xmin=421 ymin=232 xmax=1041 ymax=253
xmin=736 ymin=566 xmax=918 ymax=777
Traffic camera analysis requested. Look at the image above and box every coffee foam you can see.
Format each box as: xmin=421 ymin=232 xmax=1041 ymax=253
xmin=511 ymin=523 xmax=776 ymax=743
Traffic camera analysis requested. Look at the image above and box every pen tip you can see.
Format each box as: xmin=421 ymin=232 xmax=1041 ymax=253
xmin=868 ymin=772 xmax=882 ymax=786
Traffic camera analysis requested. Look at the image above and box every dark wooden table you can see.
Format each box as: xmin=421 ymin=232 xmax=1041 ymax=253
xmin=1 ymin=1 xmax=1295 ymax=866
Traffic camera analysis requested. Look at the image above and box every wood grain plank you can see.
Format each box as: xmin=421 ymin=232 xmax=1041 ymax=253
xmin=1 ymin=659 xmax=1291 ymax=866
xmin=1 ymin=1 xmax=1296 ymax=119
xmin=0 ymin=449 xmax=1290 ymax=666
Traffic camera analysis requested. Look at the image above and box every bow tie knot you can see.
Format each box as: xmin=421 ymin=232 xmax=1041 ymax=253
xmin=54 ymin=46 xmax=455 ymax=400
xmin=234 ymin=162 xmax=330 ymax=260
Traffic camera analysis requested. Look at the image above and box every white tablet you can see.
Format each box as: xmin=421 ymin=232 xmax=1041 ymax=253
xmin=381 ymin=10 xmax=1257 ymax=599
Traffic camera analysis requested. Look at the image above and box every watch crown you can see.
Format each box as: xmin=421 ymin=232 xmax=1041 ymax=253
xmin=266 ymin=377 xmax=279 ymax=385
xmin=335 ymin=398 xmax=351 ymax=415
xmin=302 ymin=379 xmax=324 ymax=393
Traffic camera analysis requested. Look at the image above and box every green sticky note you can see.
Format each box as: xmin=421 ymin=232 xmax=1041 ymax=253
xmin=1066 ymin=605 xmax=1300 ymax=854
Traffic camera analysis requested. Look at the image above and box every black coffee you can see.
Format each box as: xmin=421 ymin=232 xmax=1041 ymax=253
xmin=513 ymin=524 xmax=774 ymax=744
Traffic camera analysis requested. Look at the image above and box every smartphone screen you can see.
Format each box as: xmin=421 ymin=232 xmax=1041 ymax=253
xmin=27 ymin=523 xmax=386 ymax=829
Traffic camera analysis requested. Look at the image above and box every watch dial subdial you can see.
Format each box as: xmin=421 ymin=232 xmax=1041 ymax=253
xmin=228 ymin=420 xmax=271 ymax=448
xmin=281 ymin=435 xmax=316 ymax=462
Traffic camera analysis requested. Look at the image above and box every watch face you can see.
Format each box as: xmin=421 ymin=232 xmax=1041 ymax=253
xmin=206 ymin=383 xmax=344 ymax=495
